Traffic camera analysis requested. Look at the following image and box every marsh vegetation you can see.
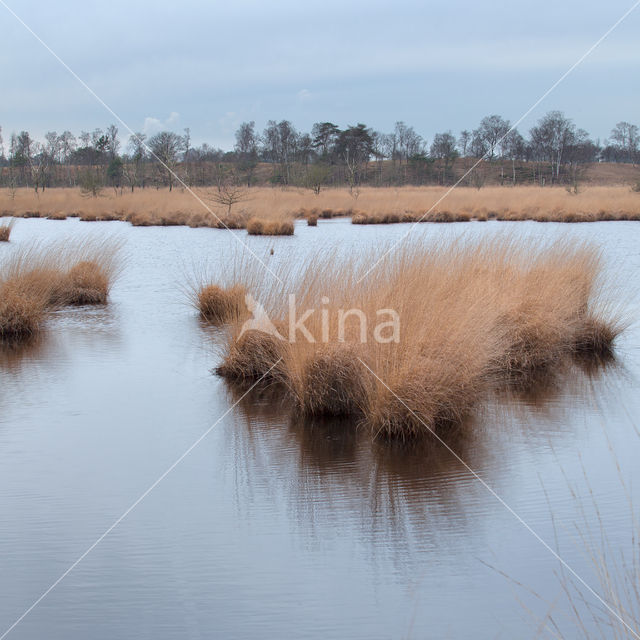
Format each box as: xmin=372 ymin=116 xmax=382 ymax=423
xmin=2 ymin=185 xmax=640 ymax=234
xmin=0 ymin=237 xmax=120 ymax=340
xmin=197 ymin=235 xmax=622 ymax=440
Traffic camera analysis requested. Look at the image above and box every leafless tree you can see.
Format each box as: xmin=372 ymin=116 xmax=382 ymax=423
xmin=473 ymin=115 xmax=511 ymax=160
xmin=529 ymin=111 xmax=576 ymax=182
xmin=209 ymin=166 xmax=248 ymax=216
xmin=610 ymin=121 xmax=639 ymax=164
xmin=458 ymin=130 xmax=470 ymax=157
xmin=234 ymin=121 xmax=259 ymax=186
xmin=430 ymin=132 xmax=458 ymax=184
xmin=148 ymin=131 xmax=185 ymax=190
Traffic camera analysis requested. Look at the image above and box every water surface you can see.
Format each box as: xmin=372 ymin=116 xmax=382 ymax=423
xmin=1 ymin=217 xmax=640 ymax=639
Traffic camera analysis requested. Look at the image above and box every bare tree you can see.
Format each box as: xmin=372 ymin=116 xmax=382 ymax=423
xmin=208 ymin=166 xmax=248 ymax=217
xmin=148 ymin=131 xmax=185 ymax=190
xmin=234 ymin=121 xmax=259 ymax=186
xmin=610 ymin=121 xmax=639 ymax=164
xmin=59 ymin=131 xmax=76 ymax=186
xmin=529 ymin=111 xmax=576 ymax=182
xmin=473 ymin=115 xmax=511 ymax=160
xmin=458 ymin=130 xmax=471 ymax=157
xmin=124 ymin=132 xmax=147 ymax=192
xmin=106 ymin=125 xmax=120 ymax=159
xmin=430 ymin=131 xmax=458 ymax=184
xmin=262 ymin=120 xmax=298 ymax=184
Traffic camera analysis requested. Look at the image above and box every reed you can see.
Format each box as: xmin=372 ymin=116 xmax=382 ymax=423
xmin=197 ymin=284 xmax=247 ymax=325
xmin=0 ymin=238 xmax=121 ymax=341
xmin=246 ymin=217 xmax=295 ymax=236
xmin=212 ymin=235 xmax=622 ymax=439
xmin=4 ymin=185 xmax=639 ymax=228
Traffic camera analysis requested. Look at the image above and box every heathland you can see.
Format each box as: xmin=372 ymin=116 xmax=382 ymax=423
xmin=2 ymin=183 xmax=640 ymax=233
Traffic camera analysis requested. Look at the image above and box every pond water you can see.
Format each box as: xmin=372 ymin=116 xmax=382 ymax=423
xmin=1 ymin=217 xmax=640 ymax=639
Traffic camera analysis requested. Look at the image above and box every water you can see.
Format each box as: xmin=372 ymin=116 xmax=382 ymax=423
xmin=1 ymin=217 xmax=640 ymax=639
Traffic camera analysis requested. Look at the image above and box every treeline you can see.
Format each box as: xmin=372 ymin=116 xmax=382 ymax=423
xmin=0 ymin=112 xmax=638 ymax=192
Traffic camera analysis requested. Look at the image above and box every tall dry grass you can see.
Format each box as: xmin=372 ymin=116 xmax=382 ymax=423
xmin=0 ymin=218 xmax=14 ymax=241
xmin=207 ymin=235 xmax=622 ymax=439
xmin=0 ymin=238 xmax=121 ymax=340
xmin=3 ymin=185 xmax=640 ymax=228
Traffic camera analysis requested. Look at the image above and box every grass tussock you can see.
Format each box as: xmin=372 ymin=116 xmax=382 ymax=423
xmin=62 ymin=261 xmax=112 ymax=305
xmin=246 ymin=217 xmax=295 ymax=236
xmin=0 ymin=219 xmax=15 ymax=242
xmin=4 ymin=186 xmax=639 ymax=230
xmin=197 ymin=284 xmax=247 ymax=325
xmin=0 ymin=239 xmax=121 ymax=341
xmin=211 ymin=236 xmax=622 ymax=440
xmin=215 ymin=328 xmax=290 ymax=382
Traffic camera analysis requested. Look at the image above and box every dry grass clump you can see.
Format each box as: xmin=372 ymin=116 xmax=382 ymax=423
xmin=246 ymin=217 xmax=295 ymax=236
xmin=197 ymin=284 xmax=247 ymax=325
xmin=0 ymin=219 xmax=15 ymax=241
xmin=215 ymin=328 xmax=290 ymax=382
xmin=572 ymin=314 xmax=624 ymax=360
xmin=0 ymin=278 xmax=49 ymax=339
xmin=211 ymin=235 xmax=622 ymax=441
xmin=492 ymin=242 xmax=602 ymax=380
xmin=0 ymin=238 xmax=121 ymax=341
xmin=62 ymin=261 xmax=111 ymax=305
xmin=295 ymin=344 xmax=370 ymax=417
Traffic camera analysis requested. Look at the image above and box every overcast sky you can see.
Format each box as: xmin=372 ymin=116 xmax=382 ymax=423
xmin=1 ymin=0 xmax=638 ymax=150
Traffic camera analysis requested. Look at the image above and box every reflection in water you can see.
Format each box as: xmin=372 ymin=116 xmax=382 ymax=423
xmin=223 ymin=358 xmax=616 ymax=567
xmin=0 ymin=333 xmax=52 ymax=373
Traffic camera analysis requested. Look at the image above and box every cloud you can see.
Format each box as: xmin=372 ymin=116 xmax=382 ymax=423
xmin=142 ymin=111 xmax=180 ymax=135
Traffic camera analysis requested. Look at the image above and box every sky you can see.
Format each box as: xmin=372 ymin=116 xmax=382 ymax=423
xmin=0 ymin=0 xmax=638 ymax=150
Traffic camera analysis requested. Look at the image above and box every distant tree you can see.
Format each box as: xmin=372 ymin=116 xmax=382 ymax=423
xmin=529 ymin=111 xmax=576 ymax=182
xmin=58 ymin=131 xmax=76 ymax=185
xmin=430 ymin=131 xmax=458 ymax=184
xmin=106 ymin=124 xmax=120 ymax=159
xmin=304 ymin=163 xmax=331 ymax=195
xmin=311 ymin=122 xmax=340 ymax=159
xmin=79 ymin=131 xmax=91 ymax=148
xmin=297 ymin=133 xmax=314 ymax=166
xmin=458 ymin=130 xmax=471 ymax=157
xmin=183 ymin=127 xmax=191 ymax=160
xmin=148 ymin=131 xmax=185 ymax=190
xmin=234 ymin=121 xmax=259 ymax=186
xmin=107 ymin=157 xmax=124 ymax=190
xmin=335 ymin=123 xmax=374 ymax=191
xmin=79 ymin=169 xmax=103 ymax=197
xmin=502 ymin=129 xmax=526 ymax=184
xmin=262 ymin=120 xmax=298 ymax=184
xmin=473 ymin=114 xmax=511 ymax=160
xmin=123 ymin=132 xmax=147 ymax=191
xmin=610 ymin=121 xmax=639 ymax=164
xmin=209 ymin=166 xmax=248 ymax=216
xmin=393 ymin=121 xmax=424 ymax=164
